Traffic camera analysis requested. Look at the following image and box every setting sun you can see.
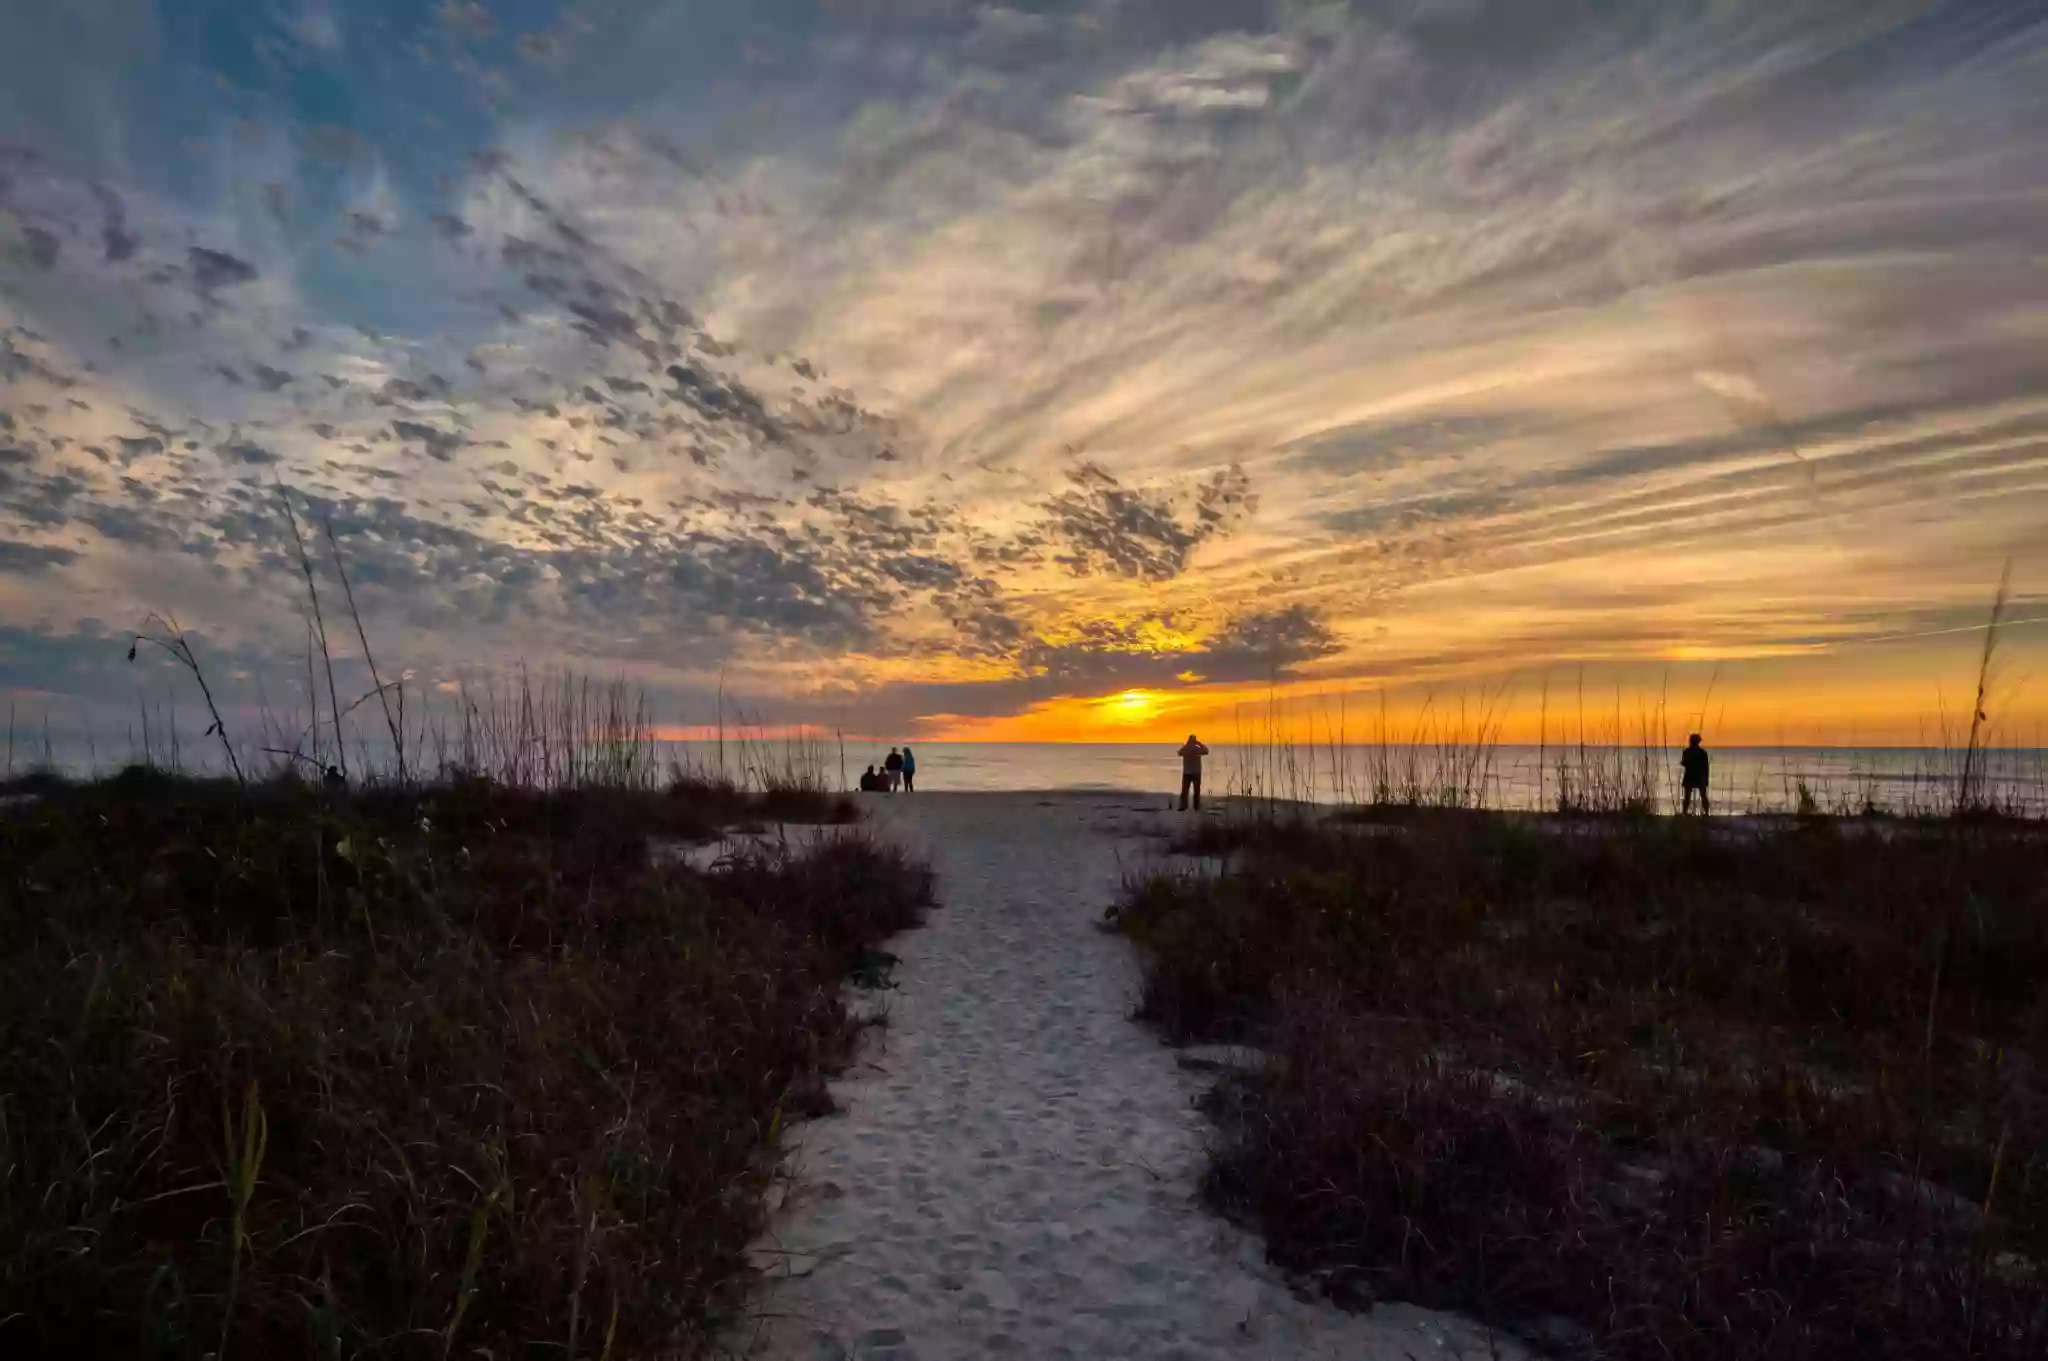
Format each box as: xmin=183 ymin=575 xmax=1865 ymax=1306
xmin=4 ymin=7 xmax=2046 ymax=1359
xmin=0 ymin=2 xmax=2042 ymax=764
xmin=1101 ymin=690 xmax=1162 ymax=724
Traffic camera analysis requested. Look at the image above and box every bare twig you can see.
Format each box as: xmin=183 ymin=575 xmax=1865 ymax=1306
xmin=1959 ymin=560 xmax=2013 ymax=815
xmin=276 ymin=485 xmax=347 ymax=781
xmin=128 ymin=614 xmax=244 ymax=786
xmin=323 ymin=517 xmax=406 ymax=784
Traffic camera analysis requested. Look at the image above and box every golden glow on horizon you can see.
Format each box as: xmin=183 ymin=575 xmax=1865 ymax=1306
xmin=916 ymin=646 xmax=2048 ymax=747
xmin=1101 ymin=689 xmax=1163 ymax=724
xmin=4 ymin=5 xmax=2046 ymax=750
xmin=650 ymin=723 xmax=835 ymax=744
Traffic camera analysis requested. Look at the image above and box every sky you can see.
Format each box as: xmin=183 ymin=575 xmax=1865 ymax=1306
xmin=2 ymin=0 xmax=2046 ymax=756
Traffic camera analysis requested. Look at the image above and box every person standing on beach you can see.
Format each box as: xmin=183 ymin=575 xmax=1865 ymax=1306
xmin=901 ymin=746 xmax=917 ymax=792
xmin=1177 ymin=734 xmax=1210 ymax=811
xmin=884 ymin=747 xmax=904 ymax=791
xmin=1680 ymin=733 xmax=1711 ymax=815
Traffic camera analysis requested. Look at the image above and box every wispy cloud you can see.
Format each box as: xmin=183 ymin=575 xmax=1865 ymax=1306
xmin=1 ymin=0 xmax=2045 ymax=744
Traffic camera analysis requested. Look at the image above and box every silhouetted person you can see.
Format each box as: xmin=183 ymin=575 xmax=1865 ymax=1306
xmin=322 ymin=764 xmax=346 ymax=795
xmin=1177 ymin=734 xmax=1210 ymax=811
xmin=901 ymin=746 xmax=917 ymax=792
xmin=1681 ymin=734 xmax=1710 ymax=815
xmin=883 ymin=747 xmax=904 ymax=791
xmin=858 ymin=765 xmax=884 ymax=793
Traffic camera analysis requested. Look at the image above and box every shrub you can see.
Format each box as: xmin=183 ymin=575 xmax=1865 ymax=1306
xmin=0 ymin=775 xmax=929 ymax=1358
xmin=1116 ymin=814 xmax=2048 ymax=1359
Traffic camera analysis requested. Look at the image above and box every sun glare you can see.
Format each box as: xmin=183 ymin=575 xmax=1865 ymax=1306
xmin=1100 ymin=689 xmax=1161 ymax=724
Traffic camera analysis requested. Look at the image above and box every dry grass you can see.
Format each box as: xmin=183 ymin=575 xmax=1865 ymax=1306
xmin=2 ymin=515 xmax=903 ymax=1356
xmin=0 ymin=767 xmax=927 ymax=1358
xmin=1212 ymin=570 xmax=2036 ymax=822
xmin=1112 ymin=813 xmax=2048 ymax=1359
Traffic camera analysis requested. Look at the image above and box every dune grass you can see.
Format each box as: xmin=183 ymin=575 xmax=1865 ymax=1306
xmin=2 ymin=510 xmax=909 ymax=1356
xmin=0 ymin=765 xmax=928 ymax=1358
xmin=1112 ymin=812 xmax=2048 ymax=1359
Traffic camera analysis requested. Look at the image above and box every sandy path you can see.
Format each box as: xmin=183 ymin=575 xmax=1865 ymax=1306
xmin=737 ymin=793 xmax=1517 ymax=1361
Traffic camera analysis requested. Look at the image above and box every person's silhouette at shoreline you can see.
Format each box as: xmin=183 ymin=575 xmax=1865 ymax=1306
xmin=1681 ymin=733 xmax=1711 ymax=815
xmin=901 ymin=746 xmax=917 ymax=792
xmin=1177 ymin=734 xmax=1210 ymax=811
xmin=883 ymin=747 xmax=904 ymax=791
xmin=859 ymin=765 xmax=885 ymax=793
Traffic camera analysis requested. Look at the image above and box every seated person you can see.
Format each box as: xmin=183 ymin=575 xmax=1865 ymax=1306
xmin=858 ymin=765 xmax=885 ymax=792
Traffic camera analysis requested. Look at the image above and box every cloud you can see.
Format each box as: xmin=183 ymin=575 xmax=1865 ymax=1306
xmin=0 ymin=620 xmax=288 ymax=711
xmin=1038 ymin=462 xmax=1255 ymax=580
xmin=0 ymin=622 xmax=133 ymax=699
xmin=1277 ymin=413 xmax=1535 ymax=478
xmin=1029 ymin=603 xmax=1338 ymax=688
xmin=390 ymin=420 xmax=468 ymax=461
xmin=1 ymin=1 xmax=2046 ymax=743
xmin=292 ymin=0 xmax=343 ymax=55
xmin=16 ymin=224 xmax=61 ymax=270
xmin=221 ymin=443 xmax=281 ymax=467
xmin=832 ymin=600 xmax=1343 ymax=730
xmin=434 ymin=1 xmax=498 ymax=42
xmin=1193 ymin=604 xmax=1341 ymax=679
xmin=0 ymin=539 xmax=76 ymax=573
xmin=187 ymin=247 xmax=259 ymax=293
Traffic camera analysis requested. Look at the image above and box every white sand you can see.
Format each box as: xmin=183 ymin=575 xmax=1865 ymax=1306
xmin=734 ymin=793 xmax=1522 ymax=1361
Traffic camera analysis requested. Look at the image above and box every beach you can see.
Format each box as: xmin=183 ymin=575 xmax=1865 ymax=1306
xmin=655 ymin=742 xmax=2048 ymax=819
xmin=734 ymin=793 xmax=1518 ymax=1360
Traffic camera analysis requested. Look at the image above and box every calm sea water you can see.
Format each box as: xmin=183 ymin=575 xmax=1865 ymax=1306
xmin=22 ymin=729 xmax=2043 ymax=817
xmin=666 ymin=741 xmax=2048 ymax=818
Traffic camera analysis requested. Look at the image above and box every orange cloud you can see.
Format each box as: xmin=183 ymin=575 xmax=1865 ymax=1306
xmin=918 ymin=623 xmax=2048 ymax=747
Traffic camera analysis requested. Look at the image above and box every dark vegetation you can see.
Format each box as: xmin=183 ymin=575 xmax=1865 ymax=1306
xmin=1 ymin=497 xmax=911 ymax=1356
xmin=1112 ymin=811 xmax=2048 ymax=1359
xmin=0 ymin=767 xmax=929 ymax=1358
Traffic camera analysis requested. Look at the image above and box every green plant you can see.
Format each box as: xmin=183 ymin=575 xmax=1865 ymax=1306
xmin=216 ymin=1080 xmax=268 ymax=1357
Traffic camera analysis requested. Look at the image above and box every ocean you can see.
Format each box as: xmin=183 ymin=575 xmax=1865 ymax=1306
xmin=20 ymin=726 xmax=2045 ymax=817
xmin=668 ymin=741 xmax=2048 ymax=818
